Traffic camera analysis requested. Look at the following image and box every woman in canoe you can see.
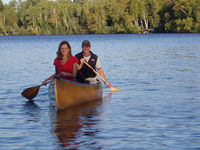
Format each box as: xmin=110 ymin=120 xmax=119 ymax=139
xmin=42 ymin=40 xmax=78 ymax=85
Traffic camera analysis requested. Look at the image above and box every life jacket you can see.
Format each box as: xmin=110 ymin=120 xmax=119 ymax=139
xmin=75 ymin=51 xmax=98 ymax=81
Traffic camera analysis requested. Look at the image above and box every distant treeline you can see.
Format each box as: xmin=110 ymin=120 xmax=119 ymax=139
xmin=0 ymin=0 xmax=199 ymax=35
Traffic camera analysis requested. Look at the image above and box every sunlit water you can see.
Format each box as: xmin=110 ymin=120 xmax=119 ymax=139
xmin=0 ymin=34 xmax=200 ymax=149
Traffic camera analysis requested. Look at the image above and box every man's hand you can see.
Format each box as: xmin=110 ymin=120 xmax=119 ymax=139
xmin=80 ymin=58 xmax=86 ymax=65
xmin=105 ymin=81 xmax=112 ymax=88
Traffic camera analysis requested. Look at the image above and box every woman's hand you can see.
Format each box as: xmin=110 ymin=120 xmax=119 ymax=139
xmin=42 ymin=79 xmax=48 ymax=85
xmin=42 ymin=73 xmax=56 ymax=85
xmin=57 ymin=72 xmax=66 ymax=77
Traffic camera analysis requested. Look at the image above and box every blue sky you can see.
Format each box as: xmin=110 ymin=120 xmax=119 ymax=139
xmin=2 ymin=0 xmax=10 ymax=4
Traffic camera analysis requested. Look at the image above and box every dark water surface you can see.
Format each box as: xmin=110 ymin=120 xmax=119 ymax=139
xmin=0 ymin=34 xmax=200 ymax=149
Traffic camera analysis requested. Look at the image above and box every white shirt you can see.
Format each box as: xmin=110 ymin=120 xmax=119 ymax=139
xmin=83 ymin=55 xmax=101 ymax=69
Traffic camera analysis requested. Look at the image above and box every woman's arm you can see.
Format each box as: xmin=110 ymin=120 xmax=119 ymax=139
xmin=42 ymin=73 xmax=56 ymax=85
xmin=58 ymin=63 xmax=78 ymax=78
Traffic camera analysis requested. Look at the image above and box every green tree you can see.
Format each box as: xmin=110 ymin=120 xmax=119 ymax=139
xmin=86 ymin=0 xmax=107 ymax=33
xmin=0 ymin=6 xmax=18 ymax=35
xmin=0 ymin=0 xmax=4 ymax=11
xmin=0 ymin=0 xmax=199 ymax=35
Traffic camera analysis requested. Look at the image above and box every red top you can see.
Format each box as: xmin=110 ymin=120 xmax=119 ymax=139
xmin=54 ymin=56 xmax=78 ymax=81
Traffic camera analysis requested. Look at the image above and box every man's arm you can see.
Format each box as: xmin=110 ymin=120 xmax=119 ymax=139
xmin=77 ymin=58 xmax=85 ymax=70
xmin=97 ymin=68 xmax=111 ymax=87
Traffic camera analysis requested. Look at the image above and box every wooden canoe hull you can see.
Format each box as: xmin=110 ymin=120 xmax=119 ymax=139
xmin=48 ymin=78 xmax=103 ymax=110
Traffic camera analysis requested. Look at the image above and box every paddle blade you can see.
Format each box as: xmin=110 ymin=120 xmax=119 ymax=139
xmin=21 ymin=85 xmax=41 ymax=100
xmin=110 ymin=86 xmax=121 ymax=92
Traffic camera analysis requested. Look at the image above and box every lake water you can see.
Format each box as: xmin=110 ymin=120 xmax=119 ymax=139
xmin=0 ymin=34 xmax=200 ymax=150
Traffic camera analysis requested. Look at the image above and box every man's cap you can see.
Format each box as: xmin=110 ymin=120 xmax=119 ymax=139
xmin=82 ymin=40 xmax=91 ymax=47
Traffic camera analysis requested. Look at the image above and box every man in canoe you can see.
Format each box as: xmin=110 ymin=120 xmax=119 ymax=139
xmin=42 ymin=40 xmax=78 ymax=85
xmin=75 ymin=40 xmax=111 ymax=87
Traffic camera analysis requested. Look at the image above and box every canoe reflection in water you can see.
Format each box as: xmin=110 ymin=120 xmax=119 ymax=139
xmin=52 ymin=97 xmax=110 ymax=149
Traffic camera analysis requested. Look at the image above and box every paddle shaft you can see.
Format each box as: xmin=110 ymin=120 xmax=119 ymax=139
xmin=84 ymin=61 xmax=108 ymax=84
xmin=84 ymin=61 xmax=120 ymax=92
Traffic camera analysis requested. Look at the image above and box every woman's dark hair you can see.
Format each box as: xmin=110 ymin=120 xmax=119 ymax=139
xmin=57 ymin=40 xmax=72 ymax=60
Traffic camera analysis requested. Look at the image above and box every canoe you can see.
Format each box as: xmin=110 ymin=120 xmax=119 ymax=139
xmin=48 ymin=78 xmax=103 ymax=110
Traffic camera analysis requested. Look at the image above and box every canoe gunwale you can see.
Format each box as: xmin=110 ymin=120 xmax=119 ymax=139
xmin=56 ymin=78 xmax=102 ymax=88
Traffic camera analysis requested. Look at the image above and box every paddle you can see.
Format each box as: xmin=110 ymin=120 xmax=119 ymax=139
xmin=21 ymin=84 xmax=43 ymax=100
xmin=84 ymin=61 xmax=120 ymax=92
xmin=21 ymin=74 xmax=56 ymax=100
